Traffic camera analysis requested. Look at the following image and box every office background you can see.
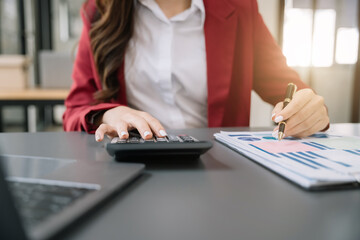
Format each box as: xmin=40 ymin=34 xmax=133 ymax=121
xmin=0 ymin=0 xmax=359 ymax=132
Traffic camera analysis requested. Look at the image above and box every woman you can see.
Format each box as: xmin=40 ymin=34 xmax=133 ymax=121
xmin=63 ymin=0 xmax=329 ymax=142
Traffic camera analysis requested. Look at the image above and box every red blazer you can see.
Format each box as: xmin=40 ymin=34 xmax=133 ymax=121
xmin=63 ymin=0 xmax=308 ymax=133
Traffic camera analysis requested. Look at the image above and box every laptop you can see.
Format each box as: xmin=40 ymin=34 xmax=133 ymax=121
xmin=0 ymin=154 xmax=144 ymax=240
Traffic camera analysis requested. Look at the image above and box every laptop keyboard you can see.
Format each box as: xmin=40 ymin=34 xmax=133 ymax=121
xmin=8 ymin=181 xmax=94 ymax=228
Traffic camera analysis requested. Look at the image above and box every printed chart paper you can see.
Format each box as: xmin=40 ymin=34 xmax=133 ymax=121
xmin=214 ymin=131 xmax=360 ymax=189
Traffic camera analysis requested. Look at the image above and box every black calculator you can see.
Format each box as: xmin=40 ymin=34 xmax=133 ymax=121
xmin=106 ymin=131 xmax=213 ymax=162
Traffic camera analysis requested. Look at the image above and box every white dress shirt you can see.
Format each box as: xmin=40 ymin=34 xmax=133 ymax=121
xmin=124 ymin=0 xmax=208 ymax=129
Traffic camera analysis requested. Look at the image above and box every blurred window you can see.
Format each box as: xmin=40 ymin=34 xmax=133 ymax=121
xmin=0 ymin=0 xmax=21 ymax=54
xmin=283 ymin=0 xmax=359 ymax=67
xmin=312 ymin=9 xmax=336 ymax=67
xmin=52 ymin=0 xmax=83 ymax=52
xmin=336 ymin=28 xmax=359 ymax=64
xmin=283 ymin=8 xmax=313 ymax=66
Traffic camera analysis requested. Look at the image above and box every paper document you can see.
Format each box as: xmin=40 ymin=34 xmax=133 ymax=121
xmin=214 ymin=131 xmax=360 ymax=189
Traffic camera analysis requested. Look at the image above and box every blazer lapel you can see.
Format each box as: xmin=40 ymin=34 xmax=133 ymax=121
xmin=204 ymin=0 xmax=237 ymax=127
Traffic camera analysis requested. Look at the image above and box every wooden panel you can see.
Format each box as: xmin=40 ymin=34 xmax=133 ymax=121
xmin=0 ymin=88 xmax=69 ymax=100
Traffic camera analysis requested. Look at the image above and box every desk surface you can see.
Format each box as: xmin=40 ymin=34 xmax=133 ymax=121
xmin=0 ymin=124 xmax=359 ymax=240
xmin=0 ymin=88 xmax=69 ymax=100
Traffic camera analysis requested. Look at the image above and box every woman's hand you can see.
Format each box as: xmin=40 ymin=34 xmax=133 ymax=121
xmin=271 ymin=88 xmax=329 ymax=138
xmin=95 ymin=106 xmax=167 ymax=142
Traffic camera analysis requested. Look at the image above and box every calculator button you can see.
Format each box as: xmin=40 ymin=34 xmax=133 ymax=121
xmin=167 ymin=135 xmax=180 ymax=142
xmin=155 ymin=137 xmax=168 ymax=142
xmin=111 ymin=137 xmax=127 ymax=144
xmin=145 ymin=138 xmax=156 ymax=142
xmin=178 ymin=135 xmax=194 ymax=142
xmin=191 ymin=137 xmax=199 ymax=142
xmin=129 ymin=137 xmax=140 ymax=143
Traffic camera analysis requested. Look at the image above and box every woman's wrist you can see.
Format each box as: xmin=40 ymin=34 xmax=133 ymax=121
xmin=101 ymin=107 xmax=117 ymax=125
xmin=102 ymin=106 xmax=129 ymax=125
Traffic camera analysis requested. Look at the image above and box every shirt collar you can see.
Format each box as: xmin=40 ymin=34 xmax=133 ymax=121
xmin=137 ymin=0 xmax=205 ymax=26
xmin=192 ymin=0 xmax=205 ymax=16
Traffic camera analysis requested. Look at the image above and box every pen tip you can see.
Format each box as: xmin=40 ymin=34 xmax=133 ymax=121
xmin=278 ymin=132 xmax=284 ymax=141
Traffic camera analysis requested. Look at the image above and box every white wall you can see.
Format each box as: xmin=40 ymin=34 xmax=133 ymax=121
xmin=295 ymin=66 xmax=355 ymax=123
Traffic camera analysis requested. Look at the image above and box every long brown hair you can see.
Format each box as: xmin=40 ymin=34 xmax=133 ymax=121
xmin=89 ymin=0 xmax=135 ymax=102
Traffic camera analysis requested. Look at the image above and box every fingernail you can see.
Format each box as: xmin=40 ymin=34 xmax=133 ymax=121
xmin=159 ymin=130 xmax=167 ymax=137
xmin=274 ymin=116 xmax=283 ymax=123
xmin=120 ymin=131 xmax=127 ymax=138
xmin=271 ymin=113 xmax=276 ymax=120
xmin=95 ymin=134 xmax=100 ymax=142
xmin=144 ymin=131 xmax=151 ymax=137
xmin=272 ymin=130 xmax=278 ymax=138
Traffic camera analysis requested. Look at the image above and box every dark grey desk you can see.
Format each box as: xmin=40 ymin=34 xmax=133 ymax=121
xmin=1 ymin=123 xmax=360 ymax=240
